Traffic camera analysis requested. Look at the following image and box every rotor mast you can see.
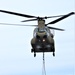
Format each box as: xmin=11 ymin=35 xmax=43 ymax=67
xmin=38 ymin=19 xmax=45 ymax=29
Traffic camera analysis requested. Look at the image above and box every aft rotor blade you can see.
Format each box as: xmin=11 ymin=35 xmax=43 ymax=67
xmin=0 ymin=10 xmax=37 ymax=18
xmin=21 ymin=18 xmax=38 ymax=22
xmin=48 ymin=26 xmax=64 ymax=31
xmin=0 ymin=23 xmax=37 ymax=26
xmin=46 ymin=12 xmax=75 ymax=25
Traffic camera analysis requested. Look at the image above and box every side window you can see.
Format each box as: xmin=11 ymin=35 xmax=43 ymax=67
xmin=46 ymin=28 xmax=51 ymax=36
xmin=50 ymin=29 xmax=55 ymax=36
xmin=33 ymin=28 xmax=38 ymax=37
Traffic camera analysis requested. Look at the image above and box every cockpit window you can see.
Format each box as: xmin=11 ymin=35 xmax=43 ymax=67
xmin=33 ymin=27 xmax=51 ymax=37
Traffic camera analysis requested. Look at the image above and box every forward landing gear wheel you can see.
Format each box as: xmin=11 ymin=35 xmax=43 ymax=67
xmin=31 ymin=49 xmax=34 ymax=52
xmin=53 ymin=52 xmax=55 ymax=56
xmin=34 ymin=52 xmax=36 ymax=57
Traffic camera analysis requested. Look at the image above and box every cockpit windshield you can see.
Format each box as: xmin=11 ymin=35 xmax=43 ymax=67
xmin=33 ymin=27 xmax=54 ymax=37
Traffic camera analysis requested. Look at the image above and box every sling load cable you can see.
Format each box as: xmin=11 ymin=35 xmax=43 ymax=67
xmin=42 ymin=52 xmax=46 ymax=75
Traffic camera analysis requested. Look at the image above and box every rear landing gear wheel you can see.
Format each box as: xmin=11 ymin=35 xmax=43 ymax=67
xmin=53 ymin=52 xmax=55 ymax=56
xmin=34 ymin=52 xmax=36 ymax=57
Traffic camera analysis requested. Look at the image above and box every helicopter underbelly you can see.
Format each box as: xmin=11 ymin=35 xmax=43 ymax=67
xmin=32 ymin=44 xmax=53 ymax=52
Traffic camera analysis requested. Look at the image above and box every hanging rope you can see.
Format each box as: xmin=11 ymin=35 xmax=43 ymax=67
xmin=42 ymin=52 xmax=46 ymax=75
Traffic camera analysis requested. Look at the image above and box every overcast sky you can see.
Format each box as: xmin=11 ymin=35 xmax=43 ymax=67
xmin=0 ymin=0 xmax=75 ymax=75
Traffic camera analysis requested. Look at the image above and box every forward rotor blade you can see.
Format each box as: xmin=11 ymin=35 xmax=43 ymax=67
xmin=48 ymin=26 xmax=64 ymax=31
xmin=0 ymin=23 xmax=37 ymax=26
xmin=43 ymin=15 xmax=64 ymax=19
xmin=46 ymin=12 xmax=75 ymax=25
xmin=0 ymin=10 xmax=37 ymax=18
xmin=21 ymin=18 xmax=38 ymax=22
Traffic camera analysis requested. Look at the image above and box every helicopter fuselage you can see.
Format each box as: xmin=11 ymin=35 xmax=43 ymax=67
xmin=31 ymin=20 xmax=55 ymax=57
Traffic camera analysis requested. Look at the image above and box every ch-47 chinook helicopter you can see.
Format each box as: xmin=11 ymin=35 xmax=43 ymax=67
xmin=0 ymin=10 xmax=75 ymax=57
